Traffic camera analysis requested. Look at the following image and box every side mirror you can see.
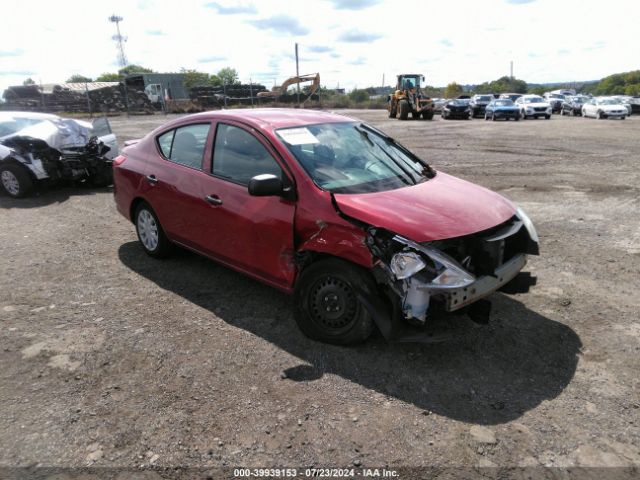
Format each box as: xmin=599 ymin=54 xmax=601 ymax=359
xmin=248 ymin=174 xmax=284 ymax=197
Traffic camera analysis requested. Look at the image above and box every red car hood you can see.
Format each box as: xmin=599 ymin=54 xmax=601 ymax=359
xmin=333 ymin=172 xmax=516 ymax=242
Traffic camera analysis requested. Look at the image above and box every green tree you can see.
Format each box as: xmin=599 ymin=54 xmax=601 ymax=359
xmin=180 ymin=68 xmax=210 ymax=89
xmin=23 ymin=78 xmax=36 ymax=86
xmin=66 ymin=74 xmax=93 ymax=83
xmin=209 ymin=74 xmax=221 ymax=86
xmin=95 ymin=72 xmax=121 ymax=82
xmin=217 ymin=67 xmax=239 ymax=85
xmin=118 ymin=64 xmax=154 ymax=76
xmin=349 ymin=88 xmax=369 ymax=103
xmin=444 ymin=82 xmax=463 ymax=98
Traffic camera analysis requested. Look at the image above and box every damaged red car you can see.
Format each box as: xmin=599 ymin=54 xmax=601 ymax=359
xmin=113 ymin=109 xmax=539 ymax=344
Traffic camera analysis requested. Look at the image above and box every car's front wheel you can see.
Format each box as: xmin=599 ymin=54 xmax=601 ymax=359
xmin=293 ymin=258 xmax=376 ymax=345
xmin=0 ymin=163 xmax=33 ymax=198
xmin=134 ymin=202 xmax=172 ymax=258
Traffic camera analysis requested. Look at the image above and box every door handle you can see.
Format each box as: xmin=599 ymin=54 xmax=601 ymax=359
xmin=146 ymin=175 xmax=158 ymax=185
xmin=205 ymin=194 xmax=223 ymax=206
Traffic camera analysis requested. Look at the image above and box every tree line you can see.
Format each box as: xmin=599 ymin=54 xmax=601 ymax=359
xmin=21 ymin=69 xmax=640 ymax=99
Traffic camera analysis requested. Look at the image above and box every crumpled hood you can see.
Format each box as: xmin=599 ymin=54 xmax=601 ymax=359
xmin=333 ymin=172 xmax=516 ymax=242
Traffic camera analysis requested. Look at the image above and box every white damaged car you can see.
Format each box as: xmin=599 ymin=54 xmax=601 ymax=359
xmin=0 ymin=112 xmax=118 ymax=198
xmin=582 ymin=98 xmax=627 ymax=120
xmin=515 ymin=95 xmax=552 ymax=120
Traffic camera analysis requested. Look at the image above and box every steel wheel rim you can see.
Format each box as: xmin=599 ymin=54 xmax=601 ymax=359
xmin=1 ymin=170 xmax=20 ymax=195
xmin=309 ymin=276 xmax=358 ymax=334
xmin=137 ymin=209 xmax=159 ymax=251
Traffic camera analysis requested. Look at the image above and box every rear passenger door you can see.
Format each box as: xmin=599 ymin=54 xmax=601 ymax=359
xmin=199 ymin=122 xmax=296 ymax=289
xmin=144 ymin=122 xmax=214 ymax=245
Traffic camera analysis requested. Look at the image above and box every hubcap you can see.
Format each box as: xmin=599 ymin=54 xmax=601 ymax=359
xmin=137 ymin=209 xmax=159 ymax=251
xmin=309 ymin=276 xmax=357 ymax=333
xmin=1 ymin=170 xmax=20 ymax=195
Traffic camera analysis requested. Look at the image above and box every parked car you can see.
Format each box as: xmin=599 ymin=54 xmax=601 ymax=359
xmin=608 ymin=96 xmax=632 ymax=116
xmin=441 ymin=99 xmax=472 ymax=119
xmin=112 ymin=109 xmax=539 ymax=344
xmin=0 ymin=112 xmax=117 ymax=198
xmin=499 ymin=93 xmax=523 ymax=102
xmin=543 ymin=93 xmax=565 ymax=113
xmin=515 ymin=95 xmax=552 ymax=119
xmin=560 ymin=95 xmax=589 ymax=116
xmin=484 ymin=99 xmax=520 ymax=121
xmin=469 ymin=94 xmax=494 ymax=118
xmin=582 ymin=98 xmax=627 ymax=119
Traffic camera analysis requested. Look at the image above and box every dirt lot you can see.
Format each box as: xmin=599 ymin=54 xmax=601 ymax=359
xmin=1 ymin=110 xmax=639 ymax=477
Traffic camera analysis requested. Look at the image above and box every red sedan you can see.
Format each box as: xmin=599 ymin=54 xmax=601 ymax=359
xmin=113 ymin=109 xmax=539 ymax=344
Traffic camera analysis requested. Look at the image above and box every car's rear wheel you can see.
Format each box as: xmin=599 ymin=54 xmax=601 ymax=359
xmin=597 ymin=110 xmax=604 ymax=120
xmin=293 ymin=258 xmax=376 ymax=345
xmin=134 ymin=202 xmax=172 ymax=258
xmin=0 ymin=164 xmax=33 ymax=198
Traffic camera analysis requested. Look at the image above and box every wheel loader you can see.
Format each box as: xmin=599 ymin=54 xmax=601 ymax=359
xmin=387 ymin=74 xmax=435 ymax=120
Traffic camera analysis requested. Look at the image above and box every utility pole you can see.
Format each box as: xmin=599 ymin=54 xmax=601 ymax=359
xmin=510 ymin=60 xmax=514 ymax=79
xmin=109 ymin=15 xmax=128 ymax=69
xmin=295 ymin=43 xmax=300 ymax=108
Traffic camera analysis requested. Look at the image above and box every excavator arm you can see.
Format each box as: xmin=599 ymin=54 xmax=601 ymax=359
xmin=257 ymin=73 xmax=320 ymax=102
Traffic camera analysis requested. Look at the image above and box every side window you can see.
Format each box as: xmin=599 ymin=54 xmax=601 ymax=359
xmin=156 ymin=123 xmax=210 ymax=169
xmin=212 ymin=124 xmax=282 ymax=184
xmin=158 ymin=130 xmax=174 ymax=158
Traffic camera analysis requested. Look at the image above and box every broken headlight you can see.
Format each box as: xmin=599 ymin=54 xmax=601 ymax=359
xmin=390 ymin=251 xmax=426 ymax=279
xmin=420 ymin=245 xmax=476 ymax=289
xmin=516 ymin=207 xmax=539 ymax=243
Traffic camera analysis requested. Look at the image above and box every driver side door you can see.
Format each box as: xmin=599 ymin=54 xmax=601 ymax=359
xmin=198 ymin=122 xmax=297 ymax=290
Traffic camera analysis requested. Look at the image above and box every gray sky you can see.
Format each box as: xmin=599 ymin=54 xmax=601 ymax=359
xmin=1 ymin=0 xmax=638 ymax=94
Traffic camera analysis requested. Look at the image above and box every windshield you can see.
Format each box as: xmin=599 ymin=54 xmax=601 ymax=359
xmin=0 ymin=117 xmax=44 ymax=138
xmin=476 ymin=96 xmax=493 ymax=101
xmin=597 ymin=99 xmax=618 ymax=105
xmin=495 ymin=99 xmax=514 ymax=106
xmin=524 ymin=97 xmax=544 ymax=104
xmin=548 ymin=94 xmax=564 ymax=99
xmin=276 ymin=122 xmax=434 ymax=194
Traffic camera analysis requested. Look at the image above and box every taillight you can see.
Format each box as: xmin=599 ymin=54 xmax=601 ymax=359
xmin=113 ymin=154 xmax=127 ymax=166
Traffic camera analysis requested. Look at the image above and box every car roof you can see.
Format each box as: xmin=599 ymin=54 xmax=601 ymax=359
xmin=0 ymin=111 xmax=61 ymax=122
xmin=177 ymin=108 xmax=356 ymax=130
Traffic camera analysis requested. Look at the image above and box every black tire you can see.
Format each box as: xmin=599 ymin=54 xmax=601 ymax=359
xmin=621 ymin=116 xmax=626 ymax=120
xmin=521 ymin=110 xmax=527 ymax=120
xmin=399 ymin=99 xmax=410 ymax=120
xmin=0 ymin=163 xmax=34 ymax=198
xmin=422 ymin=110 xmax=434 ymax=120
xmin=388 ymin=100 xmax=397 ymax=118
xmin=134 ymin=202 xmax=173 ymax=258
xmin=597 ymin=110 xmax=604 ymax=120
xmin=411 ymin=110 xmax=421 ymax=120
xmin=89 ymin=164 xmax=113 ymax=187
xmin=514 ymin=114 xmax=519 ymax=121
xmin=293 ymin=258 xmax=376 ymax=345
xmin=545 ymin=115 xmax=551 ymax=120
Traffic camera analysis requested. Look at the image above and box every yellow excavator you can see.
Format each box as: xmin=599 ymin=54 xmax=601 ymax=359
xmin=387 ymin=74 xmax=435 ymax=120
xmin=257 ymin=73 xmax=320 ymax=103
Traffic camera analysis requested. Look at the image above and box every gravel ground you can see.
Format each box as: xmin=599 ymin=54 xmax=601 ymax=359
xmin=1 ymin=110 xmax=639 ymax=478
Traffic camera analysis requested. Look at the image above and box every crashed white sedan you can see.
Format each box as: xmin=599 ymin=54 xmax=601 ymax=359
xmin=0 ymin=111 xmax=118 ymax=198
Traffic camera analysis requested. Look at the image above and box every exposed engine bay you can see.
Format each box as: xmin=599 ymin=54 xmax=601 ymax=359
xmin=365 ymin=209 xmax=539 ymax=333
